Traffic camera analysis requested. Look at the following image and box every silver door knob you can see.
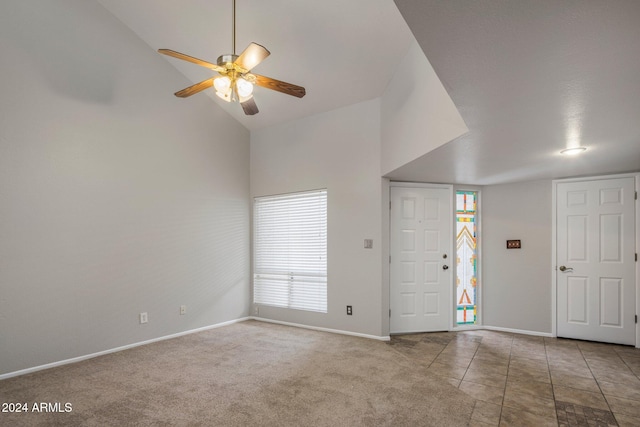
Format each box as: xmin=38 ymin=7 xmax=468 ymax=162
xmin=559 ymin=265 xmax=573 ymax=272
xmin=443 ymin=265 xmax=449 ymax=270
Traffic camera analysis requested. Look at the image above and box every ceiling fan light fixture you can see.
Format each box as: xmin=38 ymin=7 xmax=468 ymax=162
xmin=236 ymin=77 xmax=254 ymax=97
xmin=560 ymin=147 xmax=587 ymax=156
xmin=238 ymin=93 xmax=253 ymax=103
xmin=213 ymin=76 xmax=231 ymax=93
xmin=157 ymin=0 xmax=305 ymax=115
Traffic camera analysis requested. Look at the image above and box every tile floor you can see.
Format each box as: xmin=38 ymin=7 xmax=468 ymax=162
xmin=390 ymin=330 xmax=640 ymax=426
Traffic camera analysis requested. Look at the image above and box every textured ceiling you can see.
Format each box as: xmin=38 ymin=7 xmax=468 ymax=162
xmin=391 ymin=0 xmax=640 ymax=185
xmin=97 ymin=0 xmax=414 ymax=131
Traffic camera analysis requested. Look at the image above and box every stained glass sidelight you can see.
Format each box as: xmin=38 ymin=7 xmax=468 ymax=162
xmin=456 ymin=191 xmax=478 ymax=325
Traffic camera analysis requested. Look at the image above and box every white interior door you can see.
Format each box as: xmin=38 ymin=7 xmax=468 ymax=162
xmin=556 ymin=177 xmax=636 ymax=345
xmin=390 ymin=186 xmax=452 ymax=334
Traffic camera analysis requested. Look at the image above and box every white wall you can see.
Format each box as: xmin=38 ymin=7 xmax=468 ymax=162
xmin=481 ymin=180 xmax=552 ymax=333
xmin=0 ymin=0 xmax=250 ymax=375
xmin=251 ymin=99 xmax=384 ymax=337
xmin=381 ymin=40 xmax=468 ymax=176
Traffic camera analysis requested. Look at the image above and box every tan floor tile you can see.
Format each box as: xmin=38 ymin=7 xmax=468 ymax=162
xmin=440 ymin=346 xmax=478 ymax=357
xmin=546 ymin=352 xmax=584 ymax=363
xmin=502 ymin=389 xmax=556 ymax=418
xmin=509 ymin=357 xmax=548 ymax=372
xmin=553 ymin=384 xmax=609 ymax=410
xmin=547 ymin=357 xmax=589 ymax=369
xmin=463 ymin=369 xmax=507 ymax=388
xmin=510 ymin=352 xmax=547 ymax=363
xmin=588 ymin=359 xmax=631 ymax=373
xmin=395 ymin=333 xmax=423 ymax=342
xmin=442 ymin=341 xmax=479 ymax=351
xmin=424 ymin=371 xmax=462 ymax=388
xmin=555 ymin=400 xmax=617 ymax=426
xmin=427 ymin=361 xmax=468 ymax=380
xmin=606 ymin=395 xmax=640 ymax=418
xmin=505 ymin=378 xmax=553 ymax=400
xmin=433 ymin=354 xmax=473 ymax=369
xmin=471 ymin=401 xmax=501 ymax=425
xmin=508 ymin=350 xmax=547 ymax=362
xmin=475 ymin=345 xmax=512 ymax=356
xmin=599 ymin=379 xmax=640 ymax=400
xmin=468 ymin=359 xmax=509 ymax=376
xmin=621 ymin=357 xmax=640 ymax=370
xmin=581 ymin=345 xmax=622 ymax=354
xmin=548 ymin=363 xmax=593 ymax=379
xmin=507 ymin=366 xmax=551 ymax=383
xmin=550 ymin=371 xmax=601 ymax=393
xmin=469 ymin=421 xmax=496 ymax=427
xmin=400 ymin=331 xmax=640 ymax=426
xmin=472 ymin=354 xmax=510 ymax=366
xmin=592 ymin=368 xmax=640 ymax=386
xmin=459 ymin=380 xmax=505 ymax=405
xmin=481 ymin=344 xmax=513 ymax=351
xmin=499 ymin=406 xmax=557 ymax=427
xmin=614 ymin=412 xmax=640 ymax=427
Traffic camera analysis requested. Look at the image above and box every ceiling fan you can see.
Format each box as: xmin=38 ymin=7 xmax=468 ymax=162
xmin=158 ymin=0 xmax=305 ymax=116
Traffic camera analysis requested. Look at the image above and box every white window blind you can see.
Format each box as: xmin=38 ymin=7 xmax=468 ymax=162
xmin=253 ymin=189 xmax=327 ymax=313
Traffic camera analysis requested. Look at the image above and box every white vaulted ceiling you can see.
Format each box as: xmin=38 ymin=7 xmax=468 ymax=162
xmin=97 ymin=0 xmax=414 ymax=132
xmin=391 ymin=0 xmax=640 ymax=184
xmin=98 ymin=0 xmax=640 ymax=185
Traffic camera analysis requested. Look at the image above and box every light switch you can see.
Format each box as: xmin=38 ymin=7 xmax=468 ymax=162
xmin=364 ymin=239 xmax=373 ymax=249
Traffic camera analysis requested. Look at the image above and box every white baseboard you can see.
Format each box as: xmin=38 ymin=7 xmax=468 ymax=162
xmin=251 ymin=316 xmax=391 ymax=342
xmin=481 ymin=325 xmax=553 ymax=338
xmin=0 ymin=317 xmax=251 ymax=381
xmin=3 ymin=317 xmax=550 ymax=381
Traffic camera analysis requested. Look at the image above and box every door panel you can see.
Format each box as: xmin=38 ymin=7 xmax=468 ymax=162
xmin=557 ymin=177 xmax=636 ymax=345
xmin=391 ymin=186 xmax=452 ymax=333
xmin=600 ymin=278 xmax=622 ymax=326
xmin=567 ymin=277 xmax=588 ymax=323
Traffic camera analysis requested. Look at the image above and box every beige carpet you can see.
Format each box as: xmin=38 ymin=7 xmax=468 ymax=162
xmin=0 ymin=320 xmax=475 ymax=426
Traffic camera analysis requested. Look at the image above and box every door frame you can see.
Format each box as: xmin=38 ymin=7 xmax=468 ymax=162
xmin=388 ymin=182 xmax=455 ymax=333
xmin=551 ymin=173 xmax=640 ymax=347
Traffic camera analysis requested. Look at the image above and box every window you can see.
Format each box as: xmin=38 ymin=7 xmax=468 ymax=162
xmin=253 ymin=189 xmax=327 ymax=313
xmin=456 ymin=190 xmax=478 ymax=325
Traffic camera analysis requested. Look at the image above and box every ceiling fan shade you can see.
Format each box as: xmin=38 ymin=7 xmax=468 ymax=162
xmin=157 ymin=1 xmax=305 ymax=115
xmin=235 ymin=77 xmax=254 ymax=97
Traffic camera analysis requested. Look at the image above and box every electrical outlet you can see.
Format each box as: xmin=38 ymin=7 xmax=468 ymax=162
xmin=347 ymin=305 xmax=353 ymax=315
xmin=139 ymin=312 xmax=148 ymax=324
xmin=180 ymin=305 xmax=187 ymax=315
xmin=254 ymin=306 xmax=259 ymax=316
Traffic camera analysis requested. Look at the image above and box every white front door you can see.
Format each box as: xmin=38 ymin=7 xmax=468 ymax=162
xmin=390 ymin=186 xmax=452 ymax=334
xmin=556 ymin=177 xmax=636 ymax=345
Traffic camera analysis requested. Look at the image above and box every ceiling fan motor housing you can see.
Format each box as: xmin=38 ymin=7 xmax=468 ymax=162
xmin=217 ymin=54 xmax=239 ymax=70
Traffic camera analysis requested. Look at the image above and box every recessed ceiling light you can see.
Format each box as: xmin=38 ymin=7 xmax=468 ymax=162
xmin=560 ymin=147 xmax=587 ymax=156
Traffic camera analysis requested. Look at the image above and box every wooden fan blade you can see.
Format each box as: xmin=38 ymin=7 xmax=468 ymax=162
xmin=158 ymin=49 xmax=225 ymax=72
xmin=241 ymin=97 xmax=259 ymax=115
xmin=175 ymin=78 xmax=214 ymax=98
xmin=234 ymin=43 xmax=270 ymax=72
xmin=253 ymin=74 xmax=306 ymax=98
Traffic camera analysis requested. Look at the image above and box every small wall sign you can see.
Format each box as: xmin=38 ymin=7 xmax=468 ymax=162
xmin=506 ymin=240 xmax=521 ymax=249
